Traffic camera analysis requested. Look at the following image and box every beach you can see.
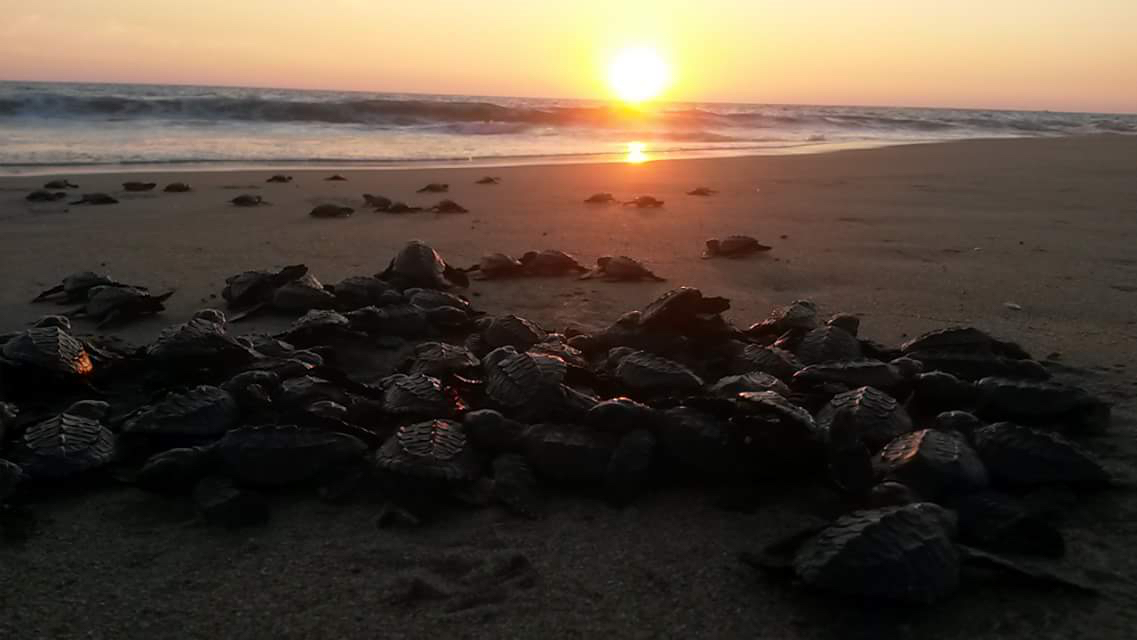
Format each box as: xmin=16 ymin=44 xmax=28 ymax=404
xmin=2 ymin=135 xmax=1136 ymax=638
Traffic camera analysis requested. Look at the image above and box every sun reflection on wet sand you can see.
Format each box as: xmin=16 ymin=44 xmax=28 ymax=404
xmin=625 ymin=142 xmax=648 ymax=164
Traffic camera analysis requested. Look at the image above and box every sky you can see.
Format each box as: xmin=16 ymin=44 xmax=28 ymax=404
xmin=1 ymin=0 xmax=1135 ymax=113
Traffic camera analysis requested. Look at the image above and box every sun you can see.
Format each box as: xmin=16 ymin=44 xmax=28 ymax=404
xmin=608 ymin=47 xmax=671 ymax=104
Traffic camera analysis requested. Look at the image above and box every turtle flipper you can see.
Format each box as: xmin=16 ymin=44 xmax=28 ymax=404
xmin=32 ymin=284 xmax=64 ymax=302
xmin=578 ymin=270 xmax=597 ymax=280
xmin=153 ymin=290 xmax=176 ymax=304
xmin=229 ymin=301 xmax=268 ymax=323
xmin=648 ymin=273 xmax=666 ymax=282
xmin=958 ymin=545 xmax=1098 ymax=594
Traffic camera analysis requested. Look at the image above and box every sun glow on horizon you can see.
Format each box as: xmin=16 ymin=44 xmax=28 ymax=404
xmin=625 ymin=141 xmax=648 ymax=163
xmin=608 ymin=47 xmax=671 ymax=104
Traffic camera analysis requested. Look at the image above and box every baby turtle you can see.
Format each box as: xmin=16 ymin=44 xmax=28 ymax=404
xmin=429 ymin=199 xmax=468 ymax=214
xmin=476 ymin=176 xmax=501 ymax=185
xmin=417 ymin=183 xmax=449 ymax=193
xmin=217 ymin=424 xmax=367 ymax=487
xmin=581 ymin=256 xmax=665 ymax=282
xmin=25 ymin=190 xmax=66 ymax=202
xmin=971 ymin=422 xmax=1109 ymax=488
xmin=122 ymin=181 xmax=157 ymax=192
xmin=687 ymin=187 xmax=717 ymax=196
xmin=584 ymin=192 xmax=617 ymax=204
xmin=794 ymin=358 xmax=921 ymax=396
xmin=16 ymin=401 xmax=115 ymax=480
xmin=325 ymin=174 xmax=348 ymax=181
xmin=639 ymin=286 xmax=731 ymax=334
xmin=329 ymin=276 xmax=396 ymax=309
xmin=163 ymin=182 xmax=192 ymax=192
xmin=266 ymin=175 xmax=293 ymax=183
xmin=122 ymin=385 xmax=240 ymax=442
xmin=519 ymin=250 xmax=589 ymax=276
xmin=362 ymin=193 xmax=393 ymax=210
xmin=623 ymin=195 xmax=664 ymax=208
xmin=1 ymin=326 xmax=93 ymax=378
xmin=70 ymin=193 xmax=118 ymax=205
xmin=874 ymin=429 xmax=989 ymax=499
xmin=795 ymin=325 xmax=862 ymax=365
xmin=32 ymin=271 xmax=131 ymax=303
xmin=222 ymin=264 xmax=308 ymax=311
xmin=469 ymin=315 xmax=548 ymax=355
xmin=375 ymin=419 xmax=478 ymax=483
xmin=902 ymin=327 xmax=1031 ymax=360
xmin=466 ymin=253 xmax=525 ymax=280
xmin=145 ymin=309 xmax=255 ymax=371
xmin=379 ymin=240 xmax=469 ymax=290
xmin=70 ymin=286 xmax=174 ymax=327
xmin=271 ymin=273 xmax=336 ymax=312
xmin=610 ymin=348 xmax=704 ymax=398
xmin=973 ymin=377 xmax=1109 ymax=434
xmin=309 ymin=204 xmax=354 ymax=218
xmin=585 ymin=397 xmax=660 ymax=434
xmin=230 ymin=194 xmax=266 ymax=207
xmin=702 ymin=235 xmax=772 ymax=258
xmin=43 ymin=179 xmax=79 ymax=189
xmin=748 ymin=300 xmax=819 ymax=337
xmin=709 ymin=372 xmax=791 ymax=398
xmin=904 ymin=350 xmax=1048 ymax=382
xmin=275 ymin=310 xmax=359 ymax=347
xmin=386 ymin=201 xmax=424 ymax=213
xmin=816 ymin=386 xmax=914 ymax=453
xmin=405 ymin=341 xmax=480 ymax=378
xmin=381 ymin=373 xmax=466 ymax=419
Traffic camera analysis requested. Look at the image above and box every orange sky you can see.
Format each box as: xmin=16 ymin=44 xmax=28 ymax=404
xmin=2 ymin=0 xmax=1135 ymax=113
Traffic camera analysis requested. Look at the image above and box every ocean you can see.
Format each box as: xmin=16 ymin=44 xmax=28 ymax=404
xmin=1 ymin=81 xmax=1134 ymax=174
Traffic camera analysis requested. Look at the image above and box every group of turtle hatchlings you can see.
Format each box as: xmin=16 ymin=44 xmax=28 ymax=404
xmin=4 ymin=194 xmax=1119 ymax=605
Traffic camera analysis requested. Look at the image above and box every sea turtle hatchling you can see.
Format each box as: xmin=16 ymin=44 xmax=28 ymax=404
xmin=702 ymin=235 xmax=772 ymax=258
xmin=584 ymin=192 xmax=617 ymax=204
xmin=429 ymin=199 xmax=468 ymax=213
xmin=230 ymin=194 xmax=266 ymax=207
xmin=69 ymin=286 xmax=174 ymax=327
xmin=379 ymin=240 xmax=469 ymax=291
xmin=43 ymin=179 xmax=79 ymax=189
xmin=475 ymin=176 xmax=501 ymax=185
xmin=580 ymin=256 xmax=666 ymax=282
xmin=1 ymin=326 xmax=94 ymax=378
xmin=687 ymin=187 xmax=716 ymax=196
xmin=122 ymin=181 xmax=157 ymax=192
xmin=519 ymin=250 xmax=589 ymax=276
xmin=609 ymin=348 xmax=704 ymax=399
xmin=32 ymin=271 xmax=135 ymax=303
xmin=309 ymin=204 xmax=354 ymax=218
xmin=362 ymin=194 xmax=393 ymax=210
xmin=375 ymin=419 xmax=479 ymax=487
xmin=385 ymin=201 xmax=424 ymax=213
xmin=417 ymin=183 xmax=449 ymax=193
xmin=222 ymin=264 xmax=308 ymax=311
xmin=121 ymin=385 xmax=240 ymax=442
xmin=216 ymin=424 xmax=368 ymax=487
xmin=873 ymin=429 xmax=989 ymax=499
xmin=623 ymin=195 xmax=664 ymax=208
xmin=816 ymin=386 xmax=914 ymax=453
xmin=15 ymin=401 xmax=115 ymax=480
xmin=325 ymin=174 xmax=347 ymax=181
xmin=404 ymin=341 xmax=480 ymax=378
xmin=25 ymin=190 xmax=66 ymax=202
xmin=70 ymin=193 xmax=119 ymax=205
xmin=266 ymin=175 xmax=293 ymax=183
xmin=271 ymin=273 xmax=336 ymax=312
xmin=163 ymin=183 xmax=191 ymax=192
xmin=971 ymin=422 xmax=1110 ymax=488
xmin=795 ymin=325 xmax=862 ymax=365
xmin=466 ymin=253 xmax=525 ymax=280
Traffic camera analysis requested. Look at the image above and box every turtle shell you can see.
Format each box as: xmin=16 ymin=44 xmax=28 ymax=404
xmin=902 ymin=327 xmax=1031 ymax=360
xmin=974 ymin=377 xmax=1105 ymax=430
xmin=381 ymin=240 xmax=463 ymax=290
xmin=793 ymin=360 xmax=907 ymax=392
xmin=2 ymin=326 xmax=93 ymax=377
xmin=18 ymin=411 xmax=116 ymax=479
xmin=971 ymin=423 xmax=1109 ymax=487
xmin=585 ymin=397 xmax=660 ymax=433
xmin=816 ymin=386 xmax=914 ymax=452
xmin=594 ymin=256 xmax=663 ymax=281
xmin=309 ymin=204 xmax=353 ymax=218
xmin=483 ymin=347 xmax=566 ymax=414
xmin=278 ymin=309 xmax=353 ymax=346
xmin=477 ymin=253 xmax=524 ymax=277
xmin=658 ymin=406 xmax=741 ymax=475
xmin=491 ymin=453 xmax=542 ymax=518
xmin=796 ymin=326 xmax=862 ymax=365
xmin=82 ymin=285 xmax=158 ymax=319
xmin=639 ymin=287 xmax=731 ymax=333
xmin=749 ymin=300 xmax=818 ymax=336
xmin=278 ymin=376 xmax=353 ymax=408
xmin=406 ymin=288 xmax=474 ymax=313
xmin=709 ymin=372 xmax=791 ymax=398
xmin=332 ymin=276 xmax=396 ymax=309
xmin=909 ymin=371 xmax=979 ymax=416
xmin=934 ymin=411 xmax=985 ymax=436
xmin=374 ymin=419 xmax=477 ymax=483
xmin=223 ymin=265 xmax=308 ymax=308
xmin=135 ymin=446 xmax=217 ymax=492
xmin=218 ymin=425 xmax=367 ymax=486
xmin=35 ymin=271 xmax=118 ymax=302
xmin=522 ymin=249 xmax=587 ymax=275
xmin=605 ymin=429 xmax=656 ymax=505
xmin=407 ymin=342 xmax=480 ymax=378
xmin=874 ymin=429 xmax=989 ymax=499
xmin=521 ymin=424 xmax=616 ymax=484
xmin=347 ymin=304 xmax=429 ymax=337
xmin=382 ymin=374 xmax=466 ymax=418
xmin=793 ymin=503 xmax=960 ymax=603
xmin=272 ymin=273 xmax=336 ymax=311
xmin=826 ymin=313 xmax=861 ymax=336
xmin=904 ymin=350 xmax=1049 ymax=381
xmin=726 ymin=343 xmax=802 ymax=381
xmin=612 ymin=350 xmax=704 ymax=398
xmin=146 ymin=312 xmax=253 ymax=368
xmin=122 ymin=385 xmax=240 ymax=440
xmin=731 ymin=391 xmax=824 ymax=474
xmin=475 ymin=315 xmax=547 ymax=353
xmin=717 ymin=235 xmax=768 ymax=256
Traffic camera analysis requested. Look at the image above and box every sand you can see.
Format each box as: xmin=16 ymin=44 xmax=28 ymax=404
xmin=1 ymin=135 xmax=1136 ymax=638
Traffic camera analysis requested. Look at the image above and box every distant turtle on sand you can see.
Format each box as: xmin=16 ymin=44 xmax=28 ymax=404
xmin=33 ymin=271 xmax=138 ymax=303
xmin=386 ymin=202 xmax=423 ymax=214
xmin=519 ymin=250 xmax=589 ymax=276
xmin=417 ymin=183 xmax=449 ymax=193
xmin=584 ymin=192 xmax=616 ymax=204
xmin=363 ymin=194 xmax=392 ymax=210
xmin=164 ymin=183 xmax=192 ymax=193
xmin=475 ymin=176 xmax=501 ymax=185
xmin=581 ymin=256 xmax=666 ymax=282
xmin=688 ymin=187 xmax=717 ymax=196
xmin=26 ymin=190 xmax=66 ymax=202
xmin=43 ymin=180 xmax=78 ymax=189
xmin=466 ymin=253 xmax=525 ymax=279
xmin=703 ymin=235 xmax=772 ymax=258
xmin=68 ymin=286 xmax=174 ymax=328
xmin=624 ymin=195 xmax=664 ymax=208
xmin=230 ymin=194 xmax=266 ymax=207
xmin=122 ymin=182 xmax=157 ymax=192
xmin=70 ymin=193 xmax=118 ymax=205
xmin=325 ymin=174 xmax=348 ymax=181
xmin=430 ymin=199 xmax=468 ymax=214
xmin=266 ymin=175 xmax=293 ymax=183
xmin=309 ymin=204 xmax=354 ymax=218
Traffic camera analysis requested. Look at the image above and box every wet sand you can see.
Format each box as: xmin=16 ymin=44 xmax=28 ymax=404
xmin=2 ymin=135 xmax=1136 ymax=638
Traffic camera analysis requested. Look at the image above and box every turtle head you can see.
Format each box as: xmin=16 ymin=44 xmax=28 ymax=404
xmin=704 ymin=239 xmax=720 ymax=255
xmin=33 ymin=314 xmax=72 ymax=331
xmin=193 ymin=308 xmax=227 ymax=325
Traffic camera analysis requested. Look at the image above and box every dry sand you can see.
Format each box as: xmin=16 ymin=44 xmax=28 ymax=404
xmin=2 ymin=136 xmax=1137 ymax=638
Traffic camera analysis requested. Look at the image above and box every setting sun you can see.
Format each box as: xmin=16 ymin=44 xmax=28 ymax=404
xmin=608 ymin=47 xmax=671 ymax=104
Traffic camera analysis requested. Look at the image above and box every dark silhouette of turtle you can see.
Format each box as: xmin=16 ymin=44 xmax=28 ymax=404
xmin=580 ymin=256 xmax=665 ymax=282
xmin=702 ymin=235 xmax=772 ymax=258
xmin=902 ymin=327 xmax=1031 ymax=359
xmin=330 ymin=275 xmax=397 ymax=309
xmin=585 ymin=397 xmax=659 ymax=434
xmin=465 ymin=253 xmax=525 ymax=280
xmin=266 ymin=175 xmax=293 ymax=183
xmin=122 ymin=385 xmax=240 ymax=442
xmin=468 ymin=315 xmax=548 ymax=355
xmin=874 ymin=429 xmax=989 ymax=499
xmin=639 ymin=286 xmax=731 ymax=334
xmin=903 ymin=349 xmax=1049 ymax=381
xmin=405 ymin=341 xmax=480 ymax=378
xmin=69 ymin=286 xmax=174 ymax=327
xmin=15 ymin=401 xmax=115 ymax=480
xmin=406 ymin=288 xmax=476 ymax=314
xmin=430 ymin=199 xmax=468 ymax=213
xmin=795 ymin=325 xmax=862 ymax=365
xmin=271 ymin=273 xmax=337 ymax=312
xmin=381 ymin=373 xmax=467 ymax=419
xmin=386 ymin=201 xmax=423 ymax=213
xmin=658 ymin=405 xmax=743 ymax=476
xmin=221 ymin=264 xmax=308 ymax=315
xmin=32 ymin=271 xmax=134 ymax=303
xmin=817 ymin=386 xmax=914 ymax=453
xmin=973 ymin=377 xmax=1110 ymax=434
xmin=145 ymin=309 xmax=255 ymax=371
xmin=623 ymin=195 xmax=664 ymax=208
xmin=325 ymin=174 xmax=348 ymax=181
xmin=379 ymin=240 xmax=469 ymax=290
xmin=230 ymin=194 xmax=266 ymax=207
xmin=794 ymin=358 xmax=922 ymax=397
xmin=25 ymin=190 xmax=66 ymax=202
xmin=275 ymin=310 xmax=361 ymax=347
xmin=827 ymin=313 xmax=861 ymax=336
xmin=519 ymin=250 xmax=589 ymax=276
xmin=217 ymin=425 xmax=367 ymax=487
xmin=1 ymin=326 xmax=94 ymax=378
xmin=609 ymin=348 xmax=704 ymax=398
xmin=724 ymin=343 xmax=802 ymax=380
xmin=43 ymin=179 xmax=78 ymax=189
xmin=709 ymin=372 xmax=791 ymax=398
xmin=417 ymin=183 xmax=449 ymax=193
xmin=747 ymin=300 xmax=819 ymax=337
xmin=476 ymin=176 xmax=502 ymax=185
xmin=163 ymin=183 xmax=191 ymax=192
xmin=70 ymin=193 xmax=118 ymax=205
xmin=687 ymin=187 xmax=717 ymax=196
xmin=122 ymin=182 xmax=157 ymax=192
xmin=464 ymin=409 xmax=528 ymax=453
xmin=375 ymin=419 xmax=478 ymax=483
xmin=362 ymin=193 xmax=393 ymax=210
xmin=584 ymin=192 xmax=617 ymax=204
xmin=309 ymin=204 xmax=353 ymax=218
xmin=971 ymin=422 xmax=1109 ymax=488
